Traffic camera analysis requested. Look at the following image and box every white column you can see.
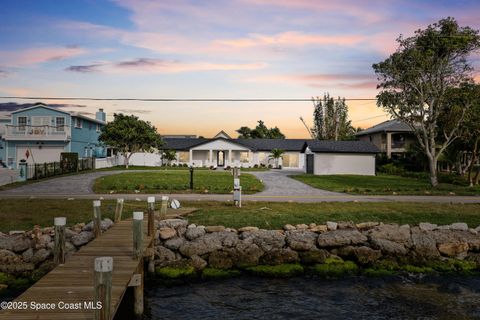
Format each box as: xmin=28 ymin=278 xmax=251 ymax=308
xmin=228 ymin=149 xmax=232 ymax=166
xmin=386 ymin=132 xmax=392 ymax=159
xmin=189 ymin=149 xmax=193 ymax=166
xmin=209 ymin=149 xmax=213 ymax=166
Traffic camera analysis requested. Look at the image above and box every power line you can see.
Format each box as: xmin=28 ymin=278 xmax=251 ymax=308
xmin=351 ymin=114 xmax=387 ymax=122
xmin=0 ymin=96 xmax=378 ymax=102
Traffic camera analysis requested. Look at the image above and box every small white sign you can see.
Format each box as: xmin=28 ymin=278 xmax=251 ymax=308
xmin=170 ymin=199 xmax=181 ymax=209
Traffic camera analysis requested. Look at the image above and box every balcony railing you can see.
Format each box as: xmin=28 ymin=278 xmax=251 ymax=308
xmin=4 ymin=125 xmax=70 ymax=140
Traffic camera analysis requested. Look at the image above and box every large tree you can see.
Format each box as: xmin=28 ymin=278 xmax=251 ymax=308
xmin=99 ymin=113 xmax=163 ymax=168
xmin=312 ymin=94 xmax=354 ymax=140
xmin=373 ymin=17 xmax=480 ymax=187
xmin=236 ymin=120 xmax=285 ymax=139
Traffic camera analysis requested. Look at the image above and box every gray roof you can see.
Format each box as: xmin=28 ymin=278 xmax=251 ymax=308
xmin=303 ymin=140 xmax=379 ymax=153
xmin=355 ymin=120 xmax=413 ymax=136
xmin=163 ymin=137 xmax=379 ymax=154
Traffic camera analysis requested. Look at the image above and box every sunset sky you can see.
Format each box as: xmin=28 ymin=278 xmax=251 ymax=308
xmin=0 ymin=0 xmax=479 ymax=138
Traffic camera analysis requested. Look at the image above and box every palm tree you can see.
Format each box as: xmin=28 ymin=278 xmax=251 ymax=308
xmin=162 ymin=149 xmax=177 ymax=167
xmin=269 ymin=148 xmax=284 ymax=169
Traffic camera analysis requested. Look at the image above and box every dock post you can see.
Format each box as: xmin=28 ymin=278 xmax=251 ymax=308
xmin=53 ymin=217 xmax=66 ymax=265
xmin=133 ymin=212 xmax=144 ymax=260
xmin=94 ymin=257 xmax=113 ymax=320
xmin=147 ymin=197 xmax=155 ymax=237
xmin=160 ymin=196 xmax=168 ymax=220
xmin=132 ymin=212 xmax=145 ymax=316
xmin=93 ymin=200 xmax=102 ymax=238
xmin=147 ymin=197 xmax=156 ymax=274
xmin=114 ymin=198 xmax=124 ymax=222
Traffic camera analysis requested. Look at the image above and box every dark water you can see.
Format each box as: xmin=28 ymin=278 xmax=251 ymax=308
xmin=136 ymin=275 xmax=480 ymax=320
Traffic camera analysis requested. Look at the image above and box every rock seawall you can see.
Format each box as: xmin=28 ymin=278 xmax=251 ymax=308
xmin=154 ymin=220 xmax=480 ymax=271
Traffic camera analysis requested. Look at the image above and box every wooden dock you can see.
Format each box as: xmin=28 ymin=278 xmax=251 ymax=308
xmin=0 ymin=218 xmax=154 ymax=320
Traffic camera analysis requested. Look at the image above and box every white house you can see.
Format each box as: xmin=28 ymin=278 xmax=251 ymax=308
xmin=160 ymin=131 xmax=379 ymax=174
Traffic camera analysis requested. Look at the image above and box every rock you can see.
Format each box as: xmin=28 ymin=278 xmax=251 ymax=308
xmin=9 ymin=231 xmax=25 ymax=235
xmin=185 ymin=227 xmax=206 ymax=241
xmin=352 ymin=246 xmax=382 ymax=265
xmin=0 ymin=249 xmax=18 ymax=264
xmin=35 ymin=234 xmax=51 ymax=249
xmin=71 ymin=231 xmax=94 ymax=247
xmin=32 ymin=249 xmax=51 ymax=265
xmin=419 ymin=223 xmax=438 ymax=231
xmin=368 ymin=224 xmax=412 ymax=248
xmin=22 ymin=248 xmax=34 ymax=263
xmin=82 ymin=221 xmax=94 ymax=231
xmin=371 ymin=238 xmax=407 ymax=255
xmin=240 ymin=230 xmax=285 ymax=251
xmin=310 ymin=225 xmax=328 ymax=233
xmin=159 ymin=219 xmax=188 ymax=230
xmin=208 ymin=250 xmax=234 ymax=269
xmin=437 ymin=225 xmax=451 ymax=230
xmin=188 ymin=224 xmax=197 ymax=229
xmin=295 ymin=224 xmax=309 ymax=230
xmin=430 ymin=229 xmax=479 ymax=251
xmin=65 ymin=229 xmax=78 ymax=239
xmin=190 ymin=255 xmax=207 ymax=271
xmin=450 ymin=223 xmax=469 ymax=231
xmin=0 ymin=234 xmax=33 ymax=253
xmin=205 ymin=226 xmax=226 ymax=233
xmin=0 ymin=263 xmax=35 ymax=275
xmin=411 ymin=227 xmax=439 ymax=258
xmin=220 ymin=232 xmax=239 ymax=247
xmin=299 ymin=248 xmax=328 ymax=265
xmin=158 ymin=227 xmax=176 ymax=240
xmin=238 ymin=226 xmax=259 ymax=232
xmin=101 ymin=218 xmax=114 ymax=231
xmin=260 ymin=248 xmax=299 ymax=265
xmin=438 ymin=243 xmax=469 ymax=257
xmin=356 ymin=222 xmax=379 ymax=230
xmin=475 ymin=226 xmax=480 ymax=233
xmin=155 ymin=246 xmax=177 ymax=264
xmin=163 ymin=237 xmax=184 ymax=250
xmin=286 ymin=230 xmax=317 ymax=251
xmin=283 ymin=224 xmax=296 ymax=231
xmin=179 ymin=233 xmax=224 ymax=257
xmin=309 ymin=223 xmax=317 ymax=228
xmin=326 ymin=221 xmax=338 ymax=231
xmin=317 ymin=230 xmax=367 ymax=248
xmin=230 ymin=241 xmax=264 ymax=268
xmin=337 ymin=221 xmax=355 ymax=229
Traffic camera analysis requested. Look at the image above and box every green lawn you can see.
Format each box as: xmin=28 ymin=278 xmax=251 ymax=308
xmin=291 ymin=174 xmax=480 ymax=196
xmin=0 ymin=199 xmax=479 ymax=232
xmin=93 ymin=171 xmax=264 ymax=194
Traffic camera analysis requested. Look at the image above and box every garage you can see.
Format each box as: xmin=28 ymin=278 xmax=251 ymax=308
xmin=16 ymin=145 xmax=65 ymax=165
xmin=301 ymin=141 xmax=379 ymax=176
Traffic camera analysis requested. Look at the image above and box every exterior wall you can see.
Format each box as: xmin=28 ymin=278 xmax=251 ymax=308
xmin=70 ymin=116 xmax=105 ymax=158
xmin=12 ymin=107 xmax=72 ymax=130
xmin=358 ymin=133 xmax=385 ymax=152
xmin=313 ymin=153 xmax=376 ymax=175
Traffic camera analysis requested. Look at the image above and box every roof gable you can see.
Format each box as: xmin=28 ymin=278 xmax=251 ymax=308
xmin=213 ymin=130 xmax=231 ymax=139
xmin=355 ymin=120 xmax=413 ymax=136
xmin=191 ymin=137 xmax=251 ymax=150
xmin=11 ymin=104 xmax=71 ymax=116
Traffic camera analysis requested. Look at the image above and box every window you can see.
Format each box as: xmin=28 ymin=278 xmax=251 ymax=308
xmin=56 ymin=117 xmax=65 ymax=132
xmin=7 ymin=157 xmax=14 ymax=167
xmin=258 ymin=152 xmax=267 ymax=163
xmin=282 ymin=153 xmax=299 ymax=167
xmin=74 ymin=118 xmax=82 ymax=128
xmin=96 ymin=124 xmax=101 ymax=132
xmin=18 ymin=117 xmax=27 ymax=131
xmin=240 ymin=151 xmax=250 ymax=163
xmin=178 ymin=151 xmax=189 ymax=163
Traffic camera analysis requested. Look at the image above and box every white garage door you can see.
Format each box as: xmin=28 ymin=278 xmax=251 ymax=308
xmin=314 ymin=153 xmax=376 ymax=176
xmin=16 ymin=146 xmax=65 ymax=165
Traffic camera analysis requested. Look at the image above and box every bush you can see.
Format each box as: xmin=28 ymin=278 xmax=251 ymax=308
xmin=379 ymin=163 xmax=406 ymax=176
xmin=253 ymin=164 xmax=259 ymax=168
xmin=267 ymin=164 xmax=273 ymax=169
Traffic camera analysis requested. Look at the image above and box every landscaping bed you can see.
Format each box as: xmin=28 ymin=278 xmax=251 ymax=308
xmin=92 ymin=170 xmax=264 ymax=194
xmin=291 ymin=174 xmax=480 ymax=196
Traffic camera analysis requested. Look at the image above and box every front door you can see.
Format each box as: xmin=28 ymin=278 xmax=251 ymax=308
xmin=217 ymin=151 xmax=225 ymax=167
xmin=306 ymin=154 xmax=314 ymax=174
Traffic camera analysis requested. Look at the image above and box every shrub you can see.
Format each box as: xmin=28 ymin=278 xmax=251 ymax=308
xmin=379 ymin=163 xmax=406 ymax=176
xmin=253 ymin=164 xmax=259 ymax=168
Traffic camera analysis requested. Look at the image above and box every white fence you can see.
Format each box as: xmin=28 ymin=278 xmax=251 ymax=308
xmin=0 ymin=168 xmax=19 ymax=186
xmin=94 ymin=153 xmax=163 ymax=169
xmin=95 ymin=156 xmax=121 ymax=169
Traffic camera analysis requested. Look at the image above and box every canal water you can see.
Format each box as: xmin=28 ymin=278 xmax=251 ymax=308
xmin=136 ymin=275 xmax=480 ymax=319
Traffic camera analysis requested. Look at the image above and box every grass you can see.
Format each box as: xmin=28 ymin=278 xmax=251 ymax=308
xmin=98 ymin=165 xmax=270 ymax=172
xmin=291 ymin=174 xmax=480 ymax=196
xmin=1 ymin=199 xmax=480 ymax=232
xmin=92 ymin=171 xmax=264 ymax=194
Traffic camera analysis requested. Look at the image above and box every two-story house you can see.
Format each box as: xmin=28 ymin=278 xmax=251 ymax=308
xmin=355 ymin=120 xmax=416 ymax=159
xmin=0 ymin=103 xmax=106 ymax=168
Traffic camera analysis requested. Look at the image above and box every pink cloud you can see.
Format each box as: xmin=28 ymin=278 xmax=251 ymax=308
xmin=0 ymin=46 xmax=87 ymax=67
xmin=214 ymin=31 xmax=364 ymax=48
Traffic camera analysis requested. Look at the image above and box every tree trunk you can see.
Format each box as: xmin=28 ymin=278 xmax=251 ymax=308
xmin=124 ymin=152 xmax=130 ymax=169
xmin=467 ymin=139 xmax=478 ymax=187
xmin=428 ymin=156 xmax=439 ymax=187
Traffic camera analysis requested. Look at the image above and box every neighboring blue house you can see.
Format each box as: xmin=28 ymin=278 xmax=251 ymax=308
xmin=0 ymin=103 xmax=106 ymax=168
